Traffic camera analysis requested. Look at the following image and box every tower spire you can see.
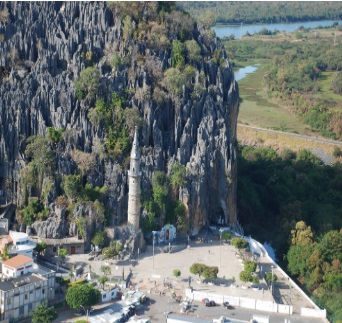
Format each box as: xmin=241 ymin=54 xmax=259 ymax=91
xmin=127 ymin=126 xmax=141 ymax=232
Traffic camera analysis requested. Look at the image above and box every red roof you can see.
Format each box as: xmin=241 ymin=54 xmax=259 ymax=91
xmin=3 ymin=254 xmax=33 ymax=269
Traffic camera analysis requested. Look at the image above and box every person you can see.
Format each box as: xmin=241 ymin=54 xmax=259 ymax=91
xmin=208 ymin=250 xmax=210 ymax=254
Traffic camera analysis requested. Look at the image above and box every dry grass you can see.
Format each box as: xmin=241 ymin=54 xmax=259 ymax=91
xmin=237 ymin=125 xmax=341 ymax=156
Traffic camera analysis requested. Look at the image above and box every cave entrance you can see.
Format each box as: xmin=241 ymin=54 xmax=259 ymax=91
xmin=210 ymin=203 xmax=226 ymax=226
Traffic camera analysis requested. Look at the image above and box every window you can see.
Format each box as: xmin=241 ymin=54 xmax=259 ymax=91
xmin=53 ymin=246 xmax=57 ymax=252
xmin=7 ymin=298 xmax=11 ymax=305
xmin=42 ymin=288 xmax=45 ymax=295
xmin=19 ymin=306 xmax=24 ymax=316
xmin=21 ymin=271 xmax=24 ymax=276
xmin=30 ymin=291 xmax=33 ymax=295
xmin=24 ymin=293 xmax=28 ymax=300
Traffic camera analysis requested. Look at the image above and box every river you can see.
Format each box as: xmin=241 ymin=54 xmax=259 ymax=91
xmin=213 ymin=19 xmax=340 ymax=39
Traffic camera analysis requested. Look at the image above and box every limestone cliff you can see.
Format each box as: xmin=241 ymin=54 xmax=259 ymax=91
xmin=0 ymin=2 xmax=239 ymax=242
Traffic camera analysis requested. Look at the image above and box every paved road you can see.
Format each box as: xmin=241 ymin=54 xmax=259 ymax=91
xmin=238 ymin=124 xmax=342 ymax=147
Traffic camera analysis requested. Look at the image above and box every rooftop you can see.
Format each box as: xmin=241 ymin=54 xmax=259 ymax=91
xmin=9 ymin=230 xmax=28 ymax=241
xmin=0 ymin=273 xmax=45 ymax=291
xmin=3 ymin=254 xmax=33 ymax=268
xmin=30 ymin=236 xmax=84 ymax=245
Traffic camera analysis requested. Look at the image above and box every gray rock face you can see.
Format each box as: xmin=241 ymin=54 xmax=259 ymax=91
xmin=0 ymin=2 xmax=239 ymax=239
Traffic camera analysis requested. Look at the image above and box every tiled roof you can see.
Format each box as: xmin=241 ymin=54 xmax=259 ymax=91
xmin=3 ymin=254 xmax=33 ymax=268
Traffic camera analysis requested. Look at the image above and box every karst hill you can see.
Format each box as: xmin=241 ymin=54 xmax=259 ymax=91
xmin=0 ymin=2 xmax=239 ymax=245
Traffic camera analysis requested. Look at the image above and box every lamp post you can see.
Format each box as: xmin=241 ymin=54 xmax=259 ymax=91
xmin=152 ymin=231 xmax=156 ymax=269
xmin=220 ymin=233 xmax=222 ymax=268
xmin=271 ymin=265 xmax=274 ymax=296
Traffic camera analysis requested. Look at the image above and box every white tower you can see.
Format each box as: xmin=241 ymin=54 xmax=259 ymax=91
xmin=127 ymin=127 xmax=141 ymax=232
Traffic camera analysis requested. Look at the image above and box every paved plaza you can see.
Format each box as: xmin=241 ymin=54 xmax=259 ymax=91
xmin=54 ymin=235 xmax=327 ymax=323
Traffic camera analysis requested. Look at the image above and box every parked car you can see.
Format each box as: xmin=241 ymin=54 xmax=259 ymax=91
xmin=202 ymin=298 xmax=216 ymax=307
xmin=223 ymin=301 xmax=234 ymax=310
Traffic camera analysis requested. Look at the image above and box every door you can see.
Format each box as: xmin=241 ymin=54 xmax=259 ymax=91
xmin=70 ymin=246 xmax=76 ymax=254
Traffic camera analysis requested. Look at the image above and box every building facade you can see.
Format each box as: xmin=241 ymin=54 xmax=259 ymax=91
xmin=0 ymin=255 xmax=55 ymax=322
xmin=127 ymin=127 xmax=141 ymax=232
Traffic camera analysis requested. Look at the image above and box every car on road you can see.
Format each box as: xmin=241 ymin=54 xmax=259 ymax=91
xmin=202 ymin=298 xmax=216 ymax=307
xmin=223 ymin=301 xmax=234 ymax=310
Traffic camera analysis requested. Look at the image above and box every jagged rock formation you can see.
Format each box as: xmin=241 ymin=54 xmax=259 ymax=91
xmin=0 ymin=2 xmax=239 ymax=244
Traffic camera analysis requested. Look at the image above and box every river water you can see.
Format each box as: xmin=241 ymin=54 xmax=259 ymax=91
xmin=213 ymin=19 xmax=340 ymax=39
xmin=234 ymin=65 xmax=259 ymax=82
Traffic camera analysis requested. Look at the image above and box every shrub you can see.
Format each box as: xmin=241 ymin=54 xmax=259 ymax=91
xmin=185 ymin=39 xmax=201 ymax=63
xmin=231 ymin=237 xmax=248 ymax=249
xmin=265 ymin=272 xmax=278 ymax=283
xmin=173 ymin=269 xmax=181 ymax=278
xmin=221 ymin=232 xmax=231 ymax=241
xmin=47 ymin=127 xmax=64 ymax=144
xmin=75 ymin=67 xmax=100 ymax=100
xmin=239 ymin=270 xmax=253 ymax=282
xmin=244 ymin=260 xmax=257 ymax=273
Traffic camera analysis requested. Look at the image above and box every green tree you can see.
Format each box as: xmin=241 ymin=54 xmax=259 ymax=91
xmin=75 ymin=217 xmax=87 ymax=239
xmin=141 ymin=212 xmax=158 ymax=234
xmin=101 ymin=265 xmax=111 ymax=276
xmin=151 ymin=171 xmax=169 ymax=212
xmin=24 ymin=136 xmax=54 ymax=195
xmin=265 ymin=272 xmax=278 ymax=283
xmin=102 ymin=240 xmax=123 ymax=259
xmin=31 ymin=302 xmax=57 ymax=323
xmin=58 ymin=248 xmax=68 ymax=264
xmin=122 ymin=16 xmax=136 ymax=41
xmin=221 ymin=232 xmax=231 ymax=241
xmin=185 ymin=39 xmax=201 ymax=63
xmin=75 ymin=67 xmax=100 ymax=100
xmin=170 ymin=162 xmax=187 ymax=191
xmin=63 ymin=175 xmax=83 ymax=201
xmin=244 ymin=261 xmax=257 ymax=273
xmin=171 ymin=40 xmax=185 ymax=69
xmin=98 ymin=275 xmax=109 ymax=290
xmin=189 ymin=263 xmax=208 ymax=281
xmin=239 ymin=270 xmax=253 ymax=283
xmin=21 ymin=199 xmax=45 ymax=225
xmin=291 ymin=221 xmax=314 ymax=246
xmin=203 ymin=266 xmax=219 ymax=282
xmin=173 ymin=269 xmax=181 ymax=278
xmin=35 ymin=242 xmax=47 ymax=256
xmin=331 ymin=71 xmax=342 ymax=94
xmin=231 ymin=237 xmax=248 ymax=249
xmin=91 ymin=231 xmax=106 ymax=248
xmin=319 ymin=230 xmax=342 ymax=263
xmin=48 ymin=127 xmax=64 ymax=144
xmin=66 ymin=284 xmax=101 ymax=310
xmin=163 ymin=67 xmax=186 ymax=97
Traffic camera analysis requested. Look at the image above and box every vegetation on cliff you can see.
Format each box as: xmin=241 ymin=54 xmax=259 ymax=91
xmin=1 ymin=2 xmax=238 ymax=248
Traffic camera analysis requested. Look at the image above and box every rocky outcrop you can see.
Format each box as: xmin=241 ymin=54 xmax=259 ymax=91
xmin=0 ymin=2 xmax=239 ymax=240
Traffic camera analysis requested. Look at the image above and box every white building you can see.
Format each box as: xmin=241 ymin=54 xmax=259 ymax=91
xmin=2 ymin=254 xmax=34 ymax=278
xmin=0 ymin=255 xmax=55 ymax=322
xmin=0 ymin=231 xmax=36 ymax=258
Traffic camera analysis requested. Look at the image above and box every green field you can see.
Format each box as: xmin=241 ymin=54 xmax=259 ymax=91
xmin=237 ymin=64 xmax=309 ymax=134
